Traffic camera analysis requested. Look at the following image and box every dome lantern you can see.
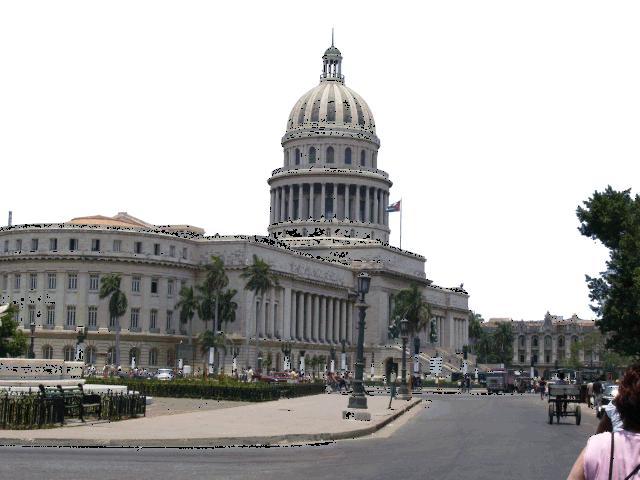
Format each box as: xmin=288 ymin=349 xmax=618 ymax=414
xmin=321 ymin=29 xmax=344 ymax=83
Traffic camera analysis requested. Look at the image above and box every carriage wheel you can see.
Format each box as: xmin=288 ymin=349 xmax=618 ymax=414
xmin=548 ymin=404 xmax=554 ymax=424
xmin=575 ymin=405 xmax=581 ymax=425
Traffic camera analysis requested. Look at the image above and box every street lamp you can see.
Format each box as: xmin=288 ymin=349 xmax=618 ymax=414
xmin=75 ymin=325 xmax=87 ymax=362
xmin=281 ymin=342 xmax=292 ymax=371
xmin=28 ymin=321 xmax=36 ymax=359
xmin=340 ymin=339 xmax=347 ymax=373
xmin=397 ymin=318 xmax=411 ymax=399
xmin=330 ymin=345 xmax=336 ymax=373
xmin=348 ymin=272 xmax=371 ymax=410
xmin=413 ymin=336 xmax=420 ymax=376
xmin=231 ymin=346 xmax=240 ymax=377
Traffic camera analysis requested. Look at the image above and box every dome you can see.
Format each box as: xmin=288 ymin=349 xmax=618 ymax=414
xmin=283 ymin=45 xmax=378 ymax=145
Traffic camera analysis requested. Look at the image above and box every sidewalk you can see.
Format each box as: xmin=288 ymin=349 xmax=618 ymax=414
xmin=0 ymin=394 xmax=422 ymax=447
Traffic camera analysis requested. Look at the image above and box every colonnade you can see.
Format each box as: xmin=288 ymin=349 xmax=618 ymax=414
xmin=288 ymin=290 xmax=353 ymax=344
xmin=453 ymin=317 xmax=467 ymax=351
xmin=270 ymin=183 xmax=389 ymax=225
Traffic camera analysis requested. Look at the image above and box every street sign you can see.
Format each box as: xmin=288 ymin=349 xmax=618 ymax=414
xmin=429 ymin=357 xmax=443 ymax=376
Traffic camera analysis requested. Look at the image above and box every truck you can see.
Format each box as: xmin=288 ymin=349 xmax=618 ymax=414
xmin=485 ymin=370 xmax=516 ymax=394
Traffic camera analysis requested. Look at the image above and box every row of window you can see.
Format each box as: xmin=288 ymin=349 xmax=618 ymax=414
xmin=40 ymin=344 xmax=170 ymax=366
xmin=28 ymin=305 xmax=177 ymax=331
xmin=517 ymin=335 xmax=580 ymax=348
xmin=2 ymin=237 xmax=189 ymax=259
xmin=2 ymin=272 xmax=183 ymax=296
xmin=285 ymin=146 xmax=376 ymax=168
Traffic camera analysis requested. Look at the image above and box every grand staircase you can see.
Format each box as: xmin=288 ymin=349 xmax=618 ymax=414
xmin=386 ymin=344 xmax=475 ymax=377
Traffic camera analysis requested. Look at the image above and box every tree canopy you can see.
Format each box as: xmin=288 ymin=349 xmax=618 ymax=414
xmin=390 ymin=283 xmax=431 ymax=339
xmin=240 ymin=254 xmax=279 ymax=297
xmin=0 ymin=304 xmax=28 ymax=358
xmin=577 ymin=186 xmax=640 ymax=357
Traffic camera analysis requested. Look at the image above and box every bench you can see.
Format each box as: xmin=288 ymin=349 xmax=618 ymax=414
xmin=37 ymin=384 xmax=102 ymax=422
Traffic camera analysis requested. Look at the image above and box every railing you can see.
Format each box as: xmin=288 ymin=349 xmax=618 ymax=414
xmin=271 ymin=165 xmax=389 ymax=179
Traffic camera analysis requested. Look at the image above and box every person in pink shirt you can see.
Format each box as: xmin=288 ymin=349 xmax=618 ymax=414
xmin=567 ymin=364 xmax=640 ymax=480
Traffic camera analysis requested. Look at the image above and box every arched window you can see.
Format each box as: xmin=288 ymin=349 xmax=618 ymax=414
xmin=129 ymin=347 xmax=140 ymax=367
xmin=558 ymin=336 xmax=565 ymax=348
xmin=345 ymin=147 xmax=352 ymax=164
xmin=42 ymin=345 xmax=53 ymax=359
xmin=308 ymin=147 xmax=316 ymax=164
xmin=167 ymin=349 xmax=176 ymax=368
xmin=85 ymin=346 xmax=97 ymax=365
xmin=326 ymin=146 xmax=334 ymax=163
xmin=107 ymin=347 xmax=117 ymax=365
xmin=285 ymin=150 xmax=289 ymax=167
xmin=148 ymin=348 xmax=158 ymax=366
xmin=295 ymin=148 xmax=301 ymax=165
xmin=63 ymin=345 xmax=75 ymax=362
xmin=360 ymin=150 xmax=366 ymax=166
xmin=532 ymin=336 xmax=538 ymax=348
xmin=519 ymin=336 xmax=525 ymax=348
xmin=372 ymin=152 xmax=377 ymax=168
xmin=544 ymin=336 xmax=552 ymax=348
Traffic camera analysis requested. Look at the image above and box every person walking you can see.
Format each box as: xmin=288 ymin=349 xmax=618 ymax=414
xmin=567 ymin=364 xmax=640 ymax=479
xmin=539 ymin=378 xmax=547 ymax=400
xmin=593 ymin=377 xmax=604 ymax=411
xmin=587 ymin=381 xmax=595 ymax=409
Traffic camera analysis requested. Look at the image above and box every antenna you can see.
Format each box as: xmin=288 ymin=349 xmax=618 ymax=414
xmin=331 ymin=27 xmax=334 ymax=47
xmin=7 ymin=211 xmax=12 ymax=227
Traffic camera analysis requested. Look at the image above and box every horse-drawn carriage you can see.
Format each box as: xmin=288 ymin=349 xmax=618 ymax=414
xmin=548 ymin=383 xmax=582 ymax=425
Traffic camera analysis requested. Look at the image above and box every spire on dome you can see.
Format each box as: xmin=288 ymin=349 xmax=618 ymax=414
xmin=321 ymin=30 xmax=344 ymax=83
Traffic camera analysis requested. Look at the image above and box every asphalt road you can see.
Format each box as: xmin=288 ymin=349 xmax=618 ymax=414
xmin=0 ymin=393 xmax=599 ymax=480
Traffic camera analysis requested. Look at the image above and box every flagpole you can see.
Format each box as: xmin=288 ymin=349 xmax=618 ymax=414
xmin=399 ymin=197 xmax=403 ymax=250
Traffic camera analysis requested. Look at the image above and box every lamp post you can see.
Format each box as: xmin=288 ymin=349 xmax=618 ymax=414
xmin=413 ymin=336 xmax=420 ymax=375
xmin=397 ymin=318 xmax=411 ymax=399
xmin=299 ymin=350 xmax=306 ymax=376
xmin=231 ymin=346 xmax=240 ymax=377
xmin=348 ymin=272 xmax=371 ymax=410
xmin=257 ymin=353 xmax=263 ymax=374
xmin=330 ymin=345 xmax=336 ymax=373
xmin=75 ymin=325 xmax=87 ymax=363
xmin=340 ymin=339 xmax=347 ymax=373
xmin=28 ymin=321 xmax=36 ymax=359
xmin=281 ymin=342 xmax=292 ymax=371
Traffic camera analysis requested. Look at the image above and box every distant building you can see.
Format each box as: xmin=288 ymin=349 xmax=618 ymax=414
xmin=483 ymin=312 xmax=602 ymax=371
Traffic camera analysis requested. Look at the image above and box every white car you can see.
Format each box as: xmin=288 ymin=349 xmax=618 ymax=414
xmin=597 ymin=384 xmax=619 ymax=418
xmin=154 ymin=368 xmax=175 ymax=381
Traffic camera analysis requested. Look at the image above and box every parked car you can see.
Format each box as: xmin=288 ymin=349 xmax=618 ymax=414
xmin=255 ymin=372 xmax=290 ymax=383
xmin=597 ymin=384 xmax=619 ymax=418
xmin=154 ymin=368 xmax=175 ymax=381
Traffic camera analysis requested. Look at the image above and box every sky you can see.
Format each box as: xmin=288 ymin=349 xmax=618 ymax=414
xmin=1 ymin=1 xmax=637 ymax=322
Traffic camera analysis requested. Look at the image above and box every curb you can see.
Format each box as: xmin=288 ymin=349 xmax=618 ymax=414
xmin=0 ymin=398 xmax=422 ymax=448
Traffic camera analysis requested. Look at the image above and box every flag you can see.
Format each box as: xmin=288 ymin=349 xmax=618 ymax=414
xmin=385 ymin=200 xmax=401 ymax=213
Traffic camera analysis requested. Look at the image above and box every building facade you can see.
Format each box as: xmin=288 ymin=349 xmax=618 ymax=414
xmin=0 ymin=43 xmax=470 ymax=376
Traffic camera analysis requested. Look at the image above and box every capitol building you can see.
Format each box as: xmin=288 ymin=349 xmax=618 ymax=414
xmin=0 ymin=42 xmax=470 ymax=376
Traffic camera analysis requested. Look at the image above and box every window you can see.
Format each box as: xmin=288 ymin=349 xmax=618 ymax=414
xmin=151 ymin=278 xmax=158 ymax=294
xmin=295 ymin=148 xmax=301 ymax=165
xmin=558 ymin=336 xmax=565 ymax=348
xmin=180 ymin=280 xmax=186 ymax=290
xmin=67 ymin=273 xmax=78 ymax=290
xmin=88 ymin=306 xmax=97 ymax=327
xmin=149 ymin=348 xmax=158 ymax=366
xmin=169 ymin=245 xmax=175 ymax=257
xmin=66 ymin=306 xmax=77 ymax=327
xmin=28 ymin=305 xmax=35 ymax=324
xmin=134 ymin=241 xmax=142 ymax=254
xmin=129 ymin=348 xmax=140 ymax=366
xmin=345 ymin=147 xmax=352 ymax=164
xmin=29 ymin=273 xmax=37 ymax=290
xmin=91 ymin=239 xmax=100 ymax=251
xmin=150 ymin=309 xmax=158 ymax=329
xmin=308 ymin=147 xmax=316 ymax=164
xmin=284 ymin=150 xmax=289 ymax=166
xmin=166 ymin=310 xmax=173 ymax=331
xmin=14 ymin=274 xmax=21 ymax=290
xmin=3 ymin=240 xmax=8 ymax=252
xmin=109 ymin=316 xmax=118 ymax=329
xmin=15 ymin=239 xmax=22 ymax=251
xmin=154 ymin=243 xmax=161 ymax=255
xmin=326 ymin=146 xmax=334 ymax=163
xmin=519 ymin=336 xmax=525 ymax=348
xmin=49 ymin=238 xmax=58 ymax=251
xmin=132 ymin=276 xmax=141 ymax=293
xmin=182 ymin=247 xmax=187 ymax=259
xmin=519 ymin=354 xmax=525 ymax=363
xmin=30 ymin=238 xmax=38 ymax=252
xmin=1 ymin=274 xmax=7 ymax=291
xmin=69 ymin=238 xmax=78 ymax=251
xmin=360 ymin=150 xmax=367 ymax=166
xmin=42 ymin=345 xmax=53 ymax=359
xmin=532 ymin=336 xmax=538 ymax=348
xmin=167 ymin=279 xmax=174 ymax=296
xmin=167 ymin=349 xmax=176 ymax=367
xmin=544 ymin=336 xmax=552 ymax=348
xmin=89 ymin=274 xmax=99 ymax=291
xmin=85 ymin=346 xmax=97 ymax=365
xmin=46 ymin=306 xmax=55 ymax=325
xmin=63 ymin=346 xmax=75 ymax=362
xmin=107 ymin=347 xmax=116 ymax=365
xmin=274 ymin=303 xmax=279 ymax=337
xmin=47 ymin=273 xmax=57 ymax=290
xmin=113 ymin=240 xmax=121 ymax=252
xmin=130 ymin=308 xmax=140 ymax=329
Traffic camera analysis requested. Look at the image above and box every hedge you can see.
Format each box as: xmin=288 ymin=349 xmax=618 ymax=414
xmin=86 ymin=378 xmax=326 ymax=402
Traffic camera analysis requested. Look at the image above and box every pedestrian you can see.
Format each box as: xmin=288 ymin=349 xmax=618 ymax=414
xmin=593 ymin=377 xmax=604 ymax=412
xmin=587 ymin=381 xmax=594 ymax=409
xmin=247 ymin=366 xmax=254 ymax=383
xmin=539 ymin=378 xmax=547 ymax=400
xmin=567 ymin=364 xmax=640 ymax=479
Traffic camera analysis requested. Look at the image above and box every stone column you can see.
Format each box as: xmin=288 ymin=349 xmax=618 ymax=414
xmin=373 ymin=188 xmax=379 ymax=224
xmin=305 ymin=293 xmax=312 ymax=341
xmin=344 ymin=184 xmax=350 ymax=220
xmin=332 ymin=183 xmax=337 ymax=219
xmin=378 ymin=189 xmax=384 ymax=225
xmin=297 ymin=291 xmax=304 ymax=340
xmin=340 ymin=299 xmax=346 ymax=342
xmin=313 ymin=295 xmax=319 ymax=342
xmin=270 ymin=190 xmax=275 ymax=224
xmin=279 ymin=187 xmax=285 ymax=223
xmin=327 ymin=297 xmax=334 ymax=344
xmin=309 ymin=183 xmax=315 ymax=220
xmin=261 ymin=295 xmax=267 ymax=338
xmin=355 ymin=185 xmax=361 ymax=222
xmin=290 ymin=290 xmax=297 ymax=339
xmin=298 ymin=183 xmax=304 ymax=220
xmin=283 ymin=286 xmax=291 ymax=339
xmin=320 ymin=183 xmax=326 ymax=219
xmin=364 ymin=186 xmax=370 ymax=223
xmin=287 ymin=186 xmax=293 ymax=221
xmin=319 ymin=296 xmax=326 ymax=342
xmin=383 ymin=191 xmax=388 ymax=226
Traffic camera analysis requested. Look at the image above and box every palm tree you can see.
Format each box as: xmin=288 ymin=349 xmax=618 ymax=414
xmin=175 ymin=286 xmax=198 ymax=345
xmin=198 ymin=330 xmax=228 ymax=373
xmin=198 ymin=256 xmax=229 ymax=332
xmin=99 ymin=274 xmax=128 ymax=366
xmin=240 ymin=254 xmax=279 ymax=336
xmin=392 ymin=283 xmax=432 ymax=340
xmin=493 ymin=322 xmax=514 ymax=365
xmin=218 ymin=289 xmax=238 ymax=331
xmin=468 ymin=311 xmax=484 ymax=354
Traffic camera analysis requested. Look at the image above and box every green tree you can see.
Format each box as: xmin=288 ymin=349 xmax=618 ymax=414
xmin=99 ymin=274 xmax=128 ymax=366
xmin=391 ymin=284 xmax=432 ymax=344
xmin=577 ymin=186 xmax=640 ymax=358
xmin=240 ymin=254 xmax=279 ymax=333
xmin=0 ymin=304 xmax=28 ymax=357
xmin=197 ymin=256 xmax=229 ymax=332
xmin=198 ymin=330 xmax=228 ymax=357
xmin=218 ymin=289 xmax=238 ymax=331
xmin=175 ymin=286 xmax=198 ymax=345
xmin=493 ymin=322 xmax=514 ymax=365
xmin=567 ymin=341 xmax=584 ymax=370
xmin=468 ymin=311 xmax=484 ymax=354
xmin=475 ymin=331 xmax=494 ymax=364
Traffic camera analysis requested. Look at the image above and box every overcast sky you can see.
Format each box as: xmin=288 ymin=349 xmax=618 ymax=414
xmin=1 ymin=1 xmax=637 ymax=322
